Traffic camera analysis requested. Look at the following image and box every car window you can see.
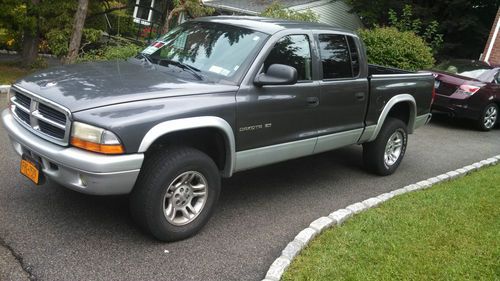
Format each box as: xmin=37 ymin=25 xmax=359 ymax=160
xmin=264 ymin=35 xmax=312 ymax=81
xmin=141 ymin=22 xmax=267 ymax=82
xmin=347 ymin=36 xmax=360 ymax=77
xmin=318 ymin=34 xmax=353 ymax=79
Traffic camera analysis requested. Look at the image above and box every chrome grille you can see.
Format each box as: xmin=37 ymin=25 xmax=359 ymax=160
xmin=10 ymin=86 xmax=72 ymax=146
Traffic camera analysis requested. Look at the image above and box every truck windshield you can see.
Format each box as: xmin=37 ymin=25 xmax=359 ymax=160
xmin=139 ymin=21 xmax=267 ymax=82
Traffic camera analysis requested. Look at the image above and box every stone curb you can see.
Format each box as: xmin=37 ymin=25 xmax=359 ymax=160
xmin=262 ymin=155 xmax=500 ymax=281
xmin=0 ymin=85 xmax=10 ymax=94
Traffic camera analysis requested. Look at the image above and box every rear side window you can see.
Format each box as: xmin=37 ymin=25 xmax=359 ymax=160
xmin=264 ymin=35 xmax=312 ymax=81
xmin=318 ymin=34 xmax=354 ymax=79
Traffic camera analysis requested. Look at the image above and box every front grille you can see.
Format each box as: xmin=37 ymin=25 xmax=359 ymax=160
xmin=15 ymin=92 xmax=31 ymax=108
xmin=39 ymin=120 xmax=66 ymax=139
xmin=436 ymin=80 xmax=458 ymax=96
xmin=10 ymin=87 xmax=71 ymax=145
xmin=38 ymin=103 xmax=66 ymax=125
xmin=15 ymin=107 xmax=30 ymax=124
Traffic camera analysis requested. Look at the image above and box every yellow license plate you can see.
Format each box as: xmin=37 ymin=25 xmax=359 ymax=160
xmin=20 ymin=159 xmax=40 ymax=184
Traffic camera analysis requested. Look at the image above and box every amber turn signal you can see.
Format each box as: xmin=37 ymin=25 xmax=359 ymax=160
xmin=71 ymin=137 xmax=124 ymax=155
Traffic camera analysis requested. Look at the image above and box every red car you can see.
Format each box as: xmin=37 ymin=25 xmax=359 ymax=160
xmin=431 ymin=60 xmax=500 ymax=131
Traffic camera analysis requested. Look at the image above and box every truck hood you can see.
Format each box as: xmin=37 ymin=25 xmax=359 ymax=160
xmin=13 ymin=59 xmax=238 ymax=112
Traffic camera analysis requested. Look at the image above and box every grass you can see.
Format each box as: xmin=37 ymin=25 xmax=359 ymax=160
xmin=0 ymin=62 xmax=31 ymax=84
xmin=283 ymin=165 xmax=500 ymax=281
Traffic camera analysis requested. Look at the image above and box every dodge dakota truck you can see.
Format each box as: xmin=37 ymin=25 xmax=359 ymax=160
xmin=1 ymin=16 xmax=433 ymax=241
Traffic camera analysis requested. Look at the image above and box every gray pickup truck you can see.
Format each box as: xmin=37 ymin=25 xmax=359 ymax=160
xmin=2 ymin=16 xmax=433 ymax=241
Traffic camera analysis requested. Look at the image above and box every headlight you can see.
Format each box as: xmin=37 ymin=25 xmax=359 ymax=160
xmin=70 ymin=122 xmax=124 ymax=154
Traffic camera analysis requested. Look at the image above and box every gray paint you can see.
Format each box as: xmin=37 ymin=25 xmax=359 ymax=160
xmin=1 ymin=17 xmax=434 ymax=195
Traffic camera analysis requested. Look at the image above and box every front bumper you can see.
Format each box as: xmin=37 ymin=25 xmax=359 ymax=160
xmin=1 ymin=109 xmax=144 ymax=195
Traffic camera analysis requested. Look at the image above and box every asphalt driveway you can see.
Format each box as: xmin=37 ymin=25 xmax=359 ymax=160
xmin=1 ymin=94 xmax=499 ymax=281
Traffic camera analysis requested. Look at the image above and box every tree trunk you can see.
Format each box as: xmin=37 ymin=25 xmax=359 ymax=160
xmin=64 ymin=0 xmax=90 ymax=64
xmin=21 ymin=0 xmax=40 ymax=68
xmin=162 ymin=6 xmax=185 ymax=34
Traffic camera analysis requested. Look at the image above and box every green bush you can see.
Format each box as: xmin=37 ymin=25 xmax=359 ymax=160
xmin=46 ymin=28 xmax=102 ymax=57
xmin=358 ymin=27 xmax=435 ymax=71
xmin=261 ymin=2 xmax=319 ymax=22
xmin=78 ymin=43 xmax=142 ymax=62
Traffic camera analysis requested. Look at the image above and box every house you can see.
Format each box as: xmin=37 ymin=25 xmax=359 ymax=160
xmin=202 ymin=0 xmax=363 ymax=31
xmin=481 ymin=8 xmax=500 ymax=65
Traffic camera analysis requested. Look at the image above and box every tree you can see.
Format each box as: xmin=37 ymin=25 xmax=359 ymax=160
xmin=388 ymin=5 xmax=443 ymax=54
xmin=65 ymin=0 xmax=90 ymax=64
xmin=344 ymin=0 xmax=498 ymax=60
xmin=21 ymin=0 xmax=41 ymax=67
xmin=161 ymin=0 xmax=214 ymax=33
xmin=261 ymin=2 xmax=319 ymax=22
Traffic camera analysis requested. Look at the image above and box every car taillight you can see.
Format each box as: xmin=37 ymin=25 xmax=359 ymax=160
xmin=457 ymin=85 xmax=481 ymax=96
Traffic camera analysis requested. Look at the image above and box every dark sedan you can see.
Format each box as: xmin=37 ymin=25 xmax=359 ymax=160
xmin=431 ymin=60 xmax=500 ymax=131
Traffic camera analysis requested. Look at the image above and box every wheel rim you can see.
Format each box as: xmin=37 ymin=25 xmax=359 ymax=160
xmin=484 ymin=106 xmax=497 ymax=129
xmin=384 ymin=130 xmax=404 ymax=167
xmin=163 ymin=171 xmax=208 ymax=226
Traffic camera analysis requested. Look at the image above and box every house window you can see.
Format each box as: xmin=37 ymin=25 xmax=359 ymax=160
xmin=133 ymin=0 xmax=161 ymax=25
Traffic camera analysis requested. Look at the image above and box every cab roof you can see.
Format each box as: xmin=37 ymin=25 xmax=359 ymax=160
xmin=194 ymin=16 xmax=355 ymax=35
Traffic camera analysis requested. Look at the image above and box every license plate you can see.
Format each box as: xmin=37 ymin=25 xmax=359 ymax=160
xmin=20 ymin=156 xmax=40 ymax=185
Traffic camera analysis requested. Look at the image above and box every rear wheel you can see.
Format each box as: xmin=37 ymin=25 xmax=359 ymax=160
xmin=477 ymin=103 xmax=498 ymax=131
xmin=363 ymin=117 xmax=408 ymax=176
xmin=130 ymin=146 xmax=220 ymax=241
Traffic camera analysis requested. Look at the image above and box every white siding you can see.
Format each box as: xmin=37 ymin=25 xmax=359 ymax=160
xmin=291 ymin=0 xmax=363 ymax=31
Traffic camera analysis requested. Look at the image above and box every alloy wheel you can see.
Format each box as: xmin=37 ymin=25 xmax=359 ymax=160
xmin=163 ymin=171 xmax=208 ymax=226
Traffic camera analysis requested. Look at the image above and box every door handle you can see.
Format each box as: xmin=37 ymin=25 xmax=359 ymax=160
xmin=355 ymin=92 xmax=366 ymax=101
xmin=306 ymin=97 xmax=319 ymax=107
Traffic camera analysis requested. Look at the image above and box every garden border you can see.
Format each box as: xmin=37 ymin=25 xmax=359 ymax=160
xmin=0 ymin=85 xmax=9 ymax=94
xmin=262 ymin=155 xmax=500 ymax=281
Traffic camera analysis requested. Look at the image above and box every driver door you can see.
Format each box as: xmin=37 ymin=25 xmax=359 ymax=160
xmin=235 ymin=34 xmax=321 ymax=170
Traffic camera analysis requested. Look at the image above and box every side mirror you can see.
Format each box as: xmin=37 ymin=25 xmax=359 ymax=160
xmin=254 ymin=64 xmax=298 ymax=87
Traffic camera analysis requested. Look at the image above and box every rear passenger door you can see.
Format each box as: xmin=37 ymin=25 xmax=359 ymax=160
xmin=314 ymin=33 xmax=368 ymax=153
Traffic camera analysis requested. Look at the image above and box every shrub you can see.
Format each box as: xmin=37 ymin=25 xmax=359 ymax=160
xmin=358 ymin=27 xmax=435 ymax=71
xmin=261 ymin=2 xmax=319 ymax=22
xmin=46 ymin=28 xmax=101 ymax=57
xmin=78 ymin=43 xmax=142 ymax=62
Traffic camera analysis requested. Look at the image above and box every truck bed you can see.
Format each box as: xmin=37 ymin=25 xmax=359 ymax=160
xmin=368 ymin=64 xmax=414 ymax=76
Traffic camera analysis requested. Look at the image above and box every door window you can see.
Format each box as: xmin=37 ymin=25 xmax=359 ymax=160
xmin=318 ymin=34 xmax=355 ymax=79
xmin=264 ymin=35 xmax=312 ymax=81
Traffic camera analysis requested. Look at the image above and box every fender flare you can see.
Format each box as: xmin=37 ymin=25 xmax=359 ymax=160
xmin=138 ymin=116 xmax=236 ymax=177
xmin=368 ymin=94 xmax=417 ymax=142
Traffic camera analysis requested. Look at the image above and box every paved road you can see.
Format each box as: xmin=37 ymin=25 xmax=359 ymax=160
xmin=1 ymin=94 xmax=499 ymax=281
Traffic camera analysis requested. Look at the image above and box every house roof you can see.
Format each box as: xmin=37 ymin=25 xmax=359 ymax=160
xmin=203 ymin=0 xmax=318 ymax=14
xmin=202 ymin=0 xmax=363 ymax=31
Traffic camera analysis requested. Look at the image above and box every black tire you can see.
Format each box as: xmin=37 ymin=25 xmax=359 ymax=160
xmin=363 ymin=117 xmax=408 ymax=176
xmin=477 ymin=103 xmax=498 ymax=131
xmin=130 ymin=146 xmax=221 ymax=242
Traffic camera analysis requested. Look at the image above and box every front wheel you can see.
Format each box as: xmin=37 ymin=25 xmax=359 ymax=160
xmin=130 ymin=146 xmax=221 ymax=242
xmin=363 ymin=117 xmax=408 ymax=176
xmin=477 ymin=103 xmax=498 ymax=131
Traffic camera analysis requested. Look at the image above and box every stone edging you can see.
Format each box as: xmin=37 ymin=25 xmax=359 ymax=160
xmin=262 ymin=155 xmax=500 ymax=281
xmin=0 ymin=85 xmax=10 ymax=94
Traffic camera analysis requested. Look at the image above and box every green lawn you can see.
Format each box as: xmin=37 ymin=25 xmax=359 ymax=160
xmin=0 ymin=62 xmax=31 ymax=84
xmin=283 ymin=165 xmax=500 ymax=281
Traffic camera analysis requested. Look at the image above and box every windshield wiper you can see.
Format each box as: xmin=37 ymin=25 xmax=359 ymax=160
xmin=137 ymin=53 xmax=153 ymax=65
xmin=158 ymin=59 xmax=204 ymax=81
